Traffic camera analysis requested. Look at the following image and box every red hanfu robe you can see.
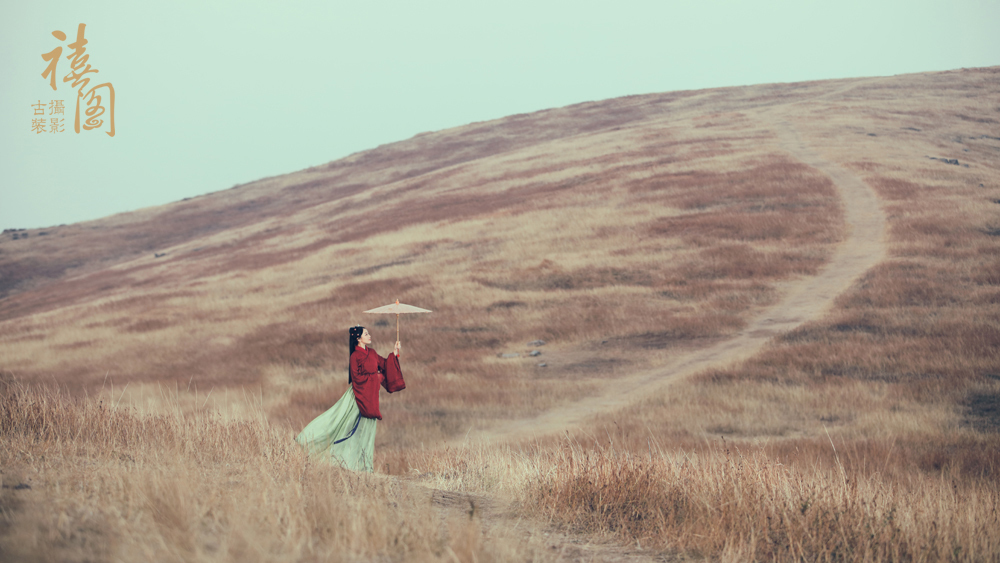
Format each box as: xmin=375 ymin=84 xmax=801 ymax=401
xmin=349 ymin=345 xmax=404 ymax=420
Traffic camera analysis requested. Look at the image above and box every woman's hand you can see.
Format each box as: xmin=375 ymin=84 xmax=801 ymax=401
xmin=393 ymin=340 xmax=401 ymax=356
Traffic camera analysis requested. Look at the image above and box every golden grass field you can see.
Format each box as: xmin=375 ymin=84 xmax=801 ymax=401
xmin=2 ymin=66 xmax=999 ymax=561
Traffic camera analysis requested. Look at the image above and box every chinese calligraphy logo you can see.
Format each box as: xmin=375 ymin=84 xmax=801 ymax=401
xmin=38 ymin=23 xmax=115 ymax=137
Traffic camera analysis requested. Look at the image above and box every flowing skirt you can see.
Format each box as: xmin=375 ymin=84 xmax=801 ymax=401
xmin=295 ymin=387 xmax=377 ymax=473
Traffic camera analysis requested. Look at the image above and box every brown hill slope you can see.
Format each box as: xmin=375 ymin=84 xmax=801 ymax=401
xmin=0 ymin=75 xmax=883 ymax=313
xmin=1 ymin=67 xmax=998 ymax=453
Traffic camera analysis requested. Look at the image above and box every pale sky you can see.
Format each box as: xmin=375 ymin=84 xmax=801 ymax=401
xmin=2 ymin=0 xmax=998 ymax=229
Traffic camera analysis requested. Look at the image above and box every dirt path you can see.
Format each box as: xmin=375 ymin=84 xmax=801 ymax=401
xmin=426 ymin=486 xmax=681 ymax=562
xmin=426 ymin=106 xmax=888 ymax=561
xmin=461 ymin=112 xmax=888 ymax=445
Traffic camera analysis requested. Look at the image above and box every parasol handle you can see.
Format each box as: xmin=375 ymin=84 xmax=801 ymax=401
xmin=396 ymin=313 xmax=400 ymax=357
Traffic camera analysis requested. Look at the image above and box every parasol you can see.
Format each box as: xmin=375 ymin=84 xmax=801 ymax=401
xmin=363 ymin=299 xmax=432 ymax=346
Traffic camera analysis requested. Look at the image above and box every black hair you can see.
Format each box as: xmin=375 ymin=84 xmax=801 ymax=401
xmin=349 ymin=325 xmax=366 ymax=354
xmin=348 ymin=326 xmax=365 ymax=375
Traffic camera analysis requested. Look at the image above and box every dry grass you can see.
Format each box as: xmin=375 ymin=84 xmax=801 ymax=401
xmin=0 ymin=378 xmax=550 ymax=562
xmin=380 ymin=435 xmax=1000 ymax=562
xmin=526 ymin=441 xmax=1000 ymax=562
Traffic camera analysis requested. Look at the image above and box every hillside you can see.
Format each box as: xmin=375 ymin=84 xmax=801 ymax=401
xmin=2 ymin=66 xmax=999 ymax=561
xmin=3 ymin=67 xmax=997 ymax=437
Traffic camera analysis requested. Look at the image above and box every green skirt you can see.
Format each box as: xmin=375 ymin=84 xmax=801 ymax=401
xmin=295 ymin=387 xmax=377 ymax=473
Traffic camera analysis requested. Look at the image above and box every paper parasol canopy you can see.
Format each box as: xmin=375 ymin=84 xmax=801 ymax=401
xmin=363 ymin=299 xmax=432 ymax=344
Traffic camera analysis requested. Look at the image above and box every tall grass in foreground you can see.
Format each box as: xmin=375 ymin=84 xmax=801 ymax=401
xmin=532 ymin=444 xmax=999 ymax=562
xmin=0 ymin=380 xmax=533 ymax=562
xmin=403 ymin=439 xmax=1000 ymax=563
xmin=11 ymin=377 xmax=997 ymax=562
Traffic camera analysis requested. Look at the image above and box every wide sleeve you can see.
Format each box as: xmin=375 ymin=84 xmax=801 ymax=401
xmin=383 ymin=353 xmax=405 ymax=393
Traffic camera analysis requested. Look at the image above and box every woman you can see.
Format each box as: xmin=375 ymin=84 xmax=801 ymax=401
xmin=295 ymin=325 xmax=404 ymax=472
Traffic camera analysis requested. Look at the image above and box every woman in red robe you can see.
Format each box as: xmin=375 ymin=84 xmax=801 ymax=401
xmin=350 ymin=326 xmax=405 ymax=418
xmin=295 ymin=325 xmax=405 ymax=472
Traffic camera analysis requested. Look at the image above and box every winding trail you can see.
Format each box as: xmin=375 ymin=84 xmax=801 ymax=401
xmin=464 ymin=111 xmax=888 ymax=444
